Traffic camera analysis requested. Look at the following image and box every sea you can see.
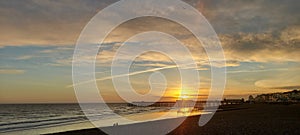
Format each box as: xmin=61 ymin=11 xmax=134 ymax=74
xmin=0 ymin=103 xmax=207 ymax=135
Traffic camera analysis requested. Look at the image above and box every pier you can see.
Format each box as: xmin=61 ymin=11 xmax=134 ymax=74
xmin=127 ymin=99 xmax=244 ymax=108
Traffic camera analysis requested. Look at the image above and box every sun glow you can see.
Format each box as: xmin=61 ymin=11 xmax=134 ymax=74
xmin=180 ymin=95 xmax=189 ymax=99
xmin=179 ymin=88 xmax=196 ymax=100
xmin=165 ymin=87 xmax=199 ymax=101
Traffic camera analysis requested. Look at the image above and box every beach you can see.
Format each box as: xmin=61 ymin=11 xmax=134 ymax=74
xmin=47 ymin=104 xmax=300 ymax=135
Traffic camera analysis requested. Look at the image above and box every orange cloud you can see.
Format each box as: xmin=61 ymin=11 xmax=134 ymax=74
xmin=0 ymin=69 xmax=25 ymax=74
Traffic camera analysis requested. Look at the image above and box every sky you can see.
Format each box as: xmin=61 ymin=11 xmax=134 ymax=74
xmin=0 ymin=0 xmax=299 ymax=103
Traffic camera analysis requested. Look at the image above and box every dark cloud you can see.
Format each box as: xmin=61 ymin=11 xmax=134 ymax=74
xmin=184 ymin=0 xmax=300 ymax=34
xmin=220 ymin=25 xmax=300 ymax=62
xmin=0 ymin=0 xmax=117 ymax=46
xmin=1 ymin=0 xmax=299 ymax=63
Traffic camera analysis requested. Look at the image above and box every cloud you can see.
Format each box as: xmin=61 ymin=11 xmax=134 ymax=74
xmin=39 ymin=47 xmax=73 ymax=54
xmin=269 ymin=85 xmax=300 ymax=90
xmin=0 ymin=69 xmax=25 ymax=74
xmin=191 ymin=0 xmax=300 ymax=34
xmin=220 ymin=27 xmax=300 ymax=63
xmin=1 ymin=0 xmax=299 ymax=65
xmin=254 ymin=73 xmax=300 ymax=90
xmin=227 ymin=68 xmax=289 ymax=74
xmin=0 ymin=0 xmax=116 ymax=46
xmin=15 ymin=55 xmax=34 ymax=60
xmin=193 ymin=0 xmax=300 ymax=63
xmin=48 ymin=58 xmax=73 ymax=67
xmin=96 ymin=6 xmax=299 ymax=66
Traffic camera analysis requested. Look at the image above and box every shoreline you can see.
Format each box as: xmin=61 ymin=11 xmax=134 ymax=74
xmin=44 ymin=105 xmax=246 ymax=135
xmin=2 ymin=106 xmax=208 ymax=135
xmin=42 ymin=108 xmax=209 ymax=135
xmin=46 ymin=104 xmax=300 ymax=135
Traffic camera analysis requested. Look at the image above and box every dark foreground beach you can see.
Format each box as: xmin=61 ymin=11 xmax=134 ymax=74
xmin=47 ymin=104 xmax=300 ymax=135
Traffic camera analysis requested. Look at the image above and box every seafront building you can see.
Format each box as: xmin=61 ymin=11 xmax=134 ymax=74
xmin=249 ymin=90 xmax=300 ymax=103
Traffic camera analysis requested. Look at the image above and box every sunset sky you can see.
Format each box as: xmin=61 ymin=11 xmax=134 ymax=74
xmin=0 ymin=0 xmax=299 ymax=103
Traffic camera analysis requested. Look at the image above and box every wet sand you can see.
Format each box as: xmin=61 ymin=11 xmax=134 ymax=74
xmin=47 ymin=104 xmax=300 ymax=135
